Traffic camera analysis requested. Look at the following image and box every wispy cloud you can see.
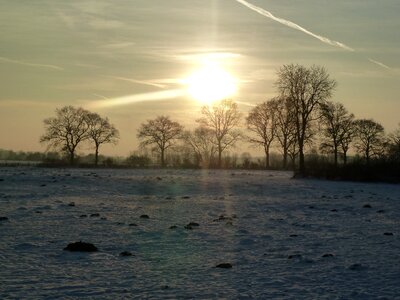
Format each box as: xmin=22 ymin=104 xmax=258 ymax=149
xmin=0 ymin=56 xmax=63 ymax=71
xmin=368 ymin=58 xmax=391 ymax=70
xmin=235 ymin=0 xmax=391 ymax=69
xmin=86 ymin=89 xmax=185 ymax=109
xmin=99 ymin=42 xmax=136 ymax=49
xmin=107 ymin=76 xmax=168 ymax=89
xmin=235 ymin=0 xmax=354 ymax=52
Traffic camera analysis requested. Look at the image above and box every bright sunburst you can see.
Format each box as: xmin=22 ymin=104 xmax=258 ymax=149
xmin=185 ymin=62 xmax=237 ymax=105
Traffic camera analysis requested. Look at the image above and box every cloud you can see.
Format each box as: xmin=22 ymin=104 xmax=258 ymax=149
xmin=235 ymin=0 xmax=354 ymax=51
xmin=107 ymin=76 xmax=168 ymax=89
xmin=0 ymin=56 xmax=63 ymax=71
xmin=99 ymin=42 xmax=136 ymax=49
xmin=85 ymin=89 xmax=186 ymax=109
xmin=88 ymin=19 xmax=123 ymax=29
xmin=368 ymin=58 xmax=391 ymax=70
xmin=234 ymin=0 xmax=391 ymax=70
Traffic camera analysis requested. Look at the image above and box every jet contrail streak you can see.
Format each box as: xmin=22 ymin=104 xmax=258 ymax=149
xmin=234 ymin=0 xmax=354 ymax=52
xmin=234 ymin=0 xmax=392 ymax=69
xmin=0 ymin=56 xmax=64 ymax=71
xmin=107 ymin=76 xmax=167 ymax=88
xmin=368 ymin=58 xmax=390 ymax=70
xmin=86 ymin=89 xmax=185 ymax=108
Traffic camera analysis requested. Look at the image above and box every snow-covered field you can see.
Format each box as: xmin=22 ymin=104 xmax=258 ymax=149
xmin=0 ymin=167 xmax=399 ymax=299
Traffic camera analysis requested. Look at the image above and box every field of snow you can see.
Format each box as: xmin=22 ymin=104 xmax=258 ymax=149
xmin=0 ymin=167 xmax=399 ymax=299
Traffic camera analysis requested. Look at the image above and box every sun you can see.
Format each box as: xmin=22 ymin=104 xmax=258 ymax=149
xmin=185 ymin=62 xmax=237 ymax=105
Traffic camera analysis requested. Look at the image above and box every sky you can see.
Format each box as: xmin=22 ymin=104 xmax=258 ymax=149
xmin=0 ymin=0 xmax=399 ymax=156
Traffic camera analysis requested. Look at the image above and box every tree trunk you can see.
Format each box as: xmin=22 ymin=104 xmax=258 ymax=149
xmin=365 ymin=143 xmax=370 ymax=164
xmin=161 ymin=148 xmax=165 ymax=167
xmin=343 ymin=150 xmax=347 ymax=165
xmin=265 ymin=146 xmax=270 ymax=169
xmin=218 ymin=143 xmax=222 ymax=168
xmin=283 ymin=149 xmax=288 ymax=169
xmin=69 ymin=151 xmax=75 ymax=166
xmin=298 ymin=134 xmax=305 ymax=174
xmin=334 ymin=145 xmax=338 ymax=167
xmin=95 ymin=145 xmax=99 ymax=167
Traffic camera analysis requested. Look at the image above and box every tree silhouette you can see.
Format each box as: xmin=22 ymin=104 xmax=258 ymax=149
xmin=246 ymin=100 xmax=277 ymax=168
xmin=182 ymin=127 xmax=216 ymax=168
xmin=137 ymin=115 xmax=183 ymax=167
xmin=40 ymin=106 xmax=89 ymax=165
xmin=387 ymin=124 xmax=400 ymax=161
xmin=319 ymin=101 xmax=355 ymax=166
xmin=86 ymin=112 xmax=119 ymax=166
xmin=354 ymin=119 xmax=385 ymax=163
xmin=274 ymin=96 xmax=297 ymax=169
xmin=276 ymin=64 xmax=336 ymax=174
xmin=197 ymin=99 xmax=242 ymax=168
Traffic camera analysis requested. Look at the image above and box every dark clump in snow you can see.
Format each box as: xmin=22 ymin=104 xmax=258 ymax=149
xmin=363 ymin=204 xmax=372 ymax=208
xmin=90 ymin=213 xmax=100 ymax=217
xmin=185 ymin=222 xmax=200 ymax=229
xmin=120 ymin=251 xmax=133 ymax=257
xmin=288 ymin=254 xmax=302 ymax=259
xmin=80 ymin=214 xmax=87 ymax=218
xmin=213 ymin=215 xmax=233 ymax=222
xmin=377 ymin=209 xmax=385 ymax=213
xmin=169 ymin=225 xmax=178 ymax=229
xmin=215 ymin=263 xmax=232 ymax=269
xmin=383 ymin=232 xmax=393 ymax=236
xmin=64 ymin=241 xmax=98 ymax=252
xmin=349 ymin=263 xmax=364 ymax=270
xmin=129 ymin=223 xmax=138 ymax=227
xmin=68 ymin=202 xmax=75 ymax=207
xmin=322 ymin=253 xmax=334 ymax=258
xmin=0 ymin=216 xmax=9 ymax=221
xmin=140 ymin=214 xmax=149 ymax=219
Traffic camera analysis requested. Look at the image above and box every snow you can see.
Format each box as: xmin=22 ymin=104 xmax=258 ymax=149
xmin=0 ymin=167 xmax=399 ymax=299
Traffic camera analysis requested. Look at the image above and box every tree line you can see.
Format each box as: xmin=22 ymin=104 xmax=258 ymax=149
xmin=40 ymin=64 xmax=400 ymax=175
xmin=40 ymin=106 xmax=119 ymax=166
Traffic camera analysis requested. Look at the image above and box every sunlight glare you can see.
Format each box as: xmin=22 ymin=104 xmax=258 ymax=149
xmin=185 ymin=62 xmax=237 ymax=105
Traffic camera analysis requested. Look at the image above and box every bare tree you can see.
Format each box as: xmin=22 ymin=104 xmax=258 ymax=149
xmin=354 ymin=119 xmax=385 ymax=163
xmin=40 ymin=106 xmax=89 ymax=165
xmin=319 ymin=101 xmax=355 ymax=166
xmin=387 ymin=123 xmax=400 ymax=161
xmin=182 ymin=127 xmax=216 ymax=168
xmin=246 ymin=100 xmax=277 ymax=168
xmin=86 ymin=112 xmax=119 ymax=166
xmin=197 ymin=99 xmax=242 ymax=168
xmin=276 ymin=64 xmax=336 ymax=174
xmin=137 ymin=115 xmax=183 ymax=167
xmin=274 ymin=96 xmax=297 ymax=169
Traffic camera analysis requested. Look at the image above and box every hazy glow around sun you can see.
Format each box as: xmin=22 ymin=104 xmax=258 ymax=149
xmin=185 ymin=62 xmax=237 ymax=105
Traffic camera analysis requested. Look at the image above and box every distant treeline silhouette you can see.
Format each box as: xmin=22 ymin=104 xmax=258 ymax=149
xmin=6 ymin=63 xmax=398 ymax=181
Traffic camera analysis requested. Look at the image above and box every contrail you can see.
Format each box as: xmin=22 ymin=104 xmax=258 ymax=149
xmin=235 ymin=0 xmax=354 ymax=52
xmin=86 ymin=89 xmax=185 ymax=108
xmin=236 ymin=100 xmax=256 ymax=107
xmin=234 ymin=0 xmax=391 ymax=69
xmin=107 ymin=76 xmax=167 ymax=89
xmin=368 ymin=58 xmax=390 ymax=70
xmin=0 ymin=56 xmax=63 ymax=71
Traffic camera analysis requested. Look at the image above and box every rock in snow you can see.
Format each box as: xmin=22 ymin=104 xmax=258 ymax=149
xmin=215 ymin=263 xmax=232 ymax=269
xmin=64 ymin=242 xmax=98 ymax=252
